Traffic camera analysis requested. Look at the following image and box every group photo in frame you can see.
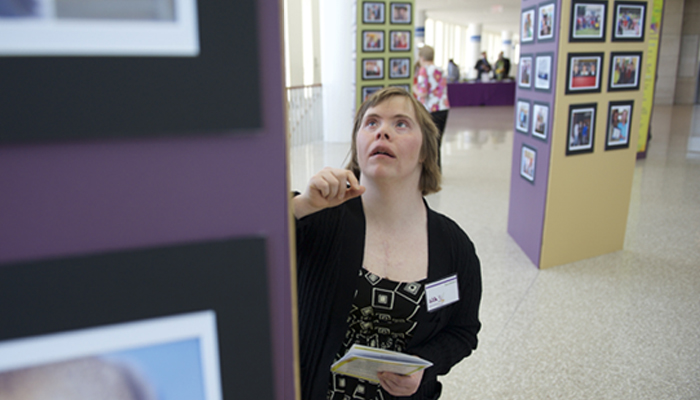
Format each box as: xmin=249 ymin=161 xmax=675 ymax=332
xmin=567 ymin=103 xmax=597 ymax=155
xmin=516 ymin=99 xmax=531 ymax=134
xmin=566 ymin=53 xmax=603 ymax=94
xmin=362 ymin=58 xmax=385 ymax=80
xmin=362 ymin=85 xmax=383 ymax=101
xmin=521 ymin=7 xmax=536 ymax=43
xmin=606 ymin=101 xmax=634 ymax=150
xmin=389 ymin=30 xmax=411 ymax=51
xmin=532 ymin=102 xmax=550 ymax=141
xmin=570 ymin=0 xmax=607 ymax=42
xmin=390 ymin=3 xmax=412 ymax=24
xmin=520 ymin=145 xmax=537 ymax=183
xmin=535 ymin=53 xmax=553 ymax=92
xmin=538 ymin=2 xmax=556 ymax=41
xmin=518 ymin=55 xmax=533 ymax=89
xmin=609 ymin=52 xmax=642 ymax=91
xmin=363 ymin=2 xmax=386 ymax=24
xmin=389 ymin=57 xmax=410 ymax=79
xmin=613 ymin=1 xmax=646 ymax=41
xmin=363 ymin=30 xmax=385 ymax=52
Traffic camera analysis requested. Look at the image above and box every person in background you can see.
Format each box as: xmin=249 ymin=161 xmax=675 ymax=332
xmin=493 ymin=51 xmax=511 ymax=80
xmin=474 ymin=52 xmax=491 ymax=81
xmin=413 ymin=45 xmax=450 ymax=169
xmin=294 ymin=87 xmax=482 ymax=400
xmin=447 ymin=59 xmax=460 ymax=83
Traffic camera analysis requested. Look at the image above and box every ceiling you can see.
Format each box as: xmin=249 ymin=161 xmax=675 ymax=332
xmin=416 ymin=0 xmax=522 ymax=35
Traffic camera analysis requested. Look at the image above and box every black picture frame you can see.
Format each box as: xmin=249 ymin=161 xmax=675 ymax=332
xmin=605 ymin=100 xmax=634 ymax=150
xmin=389 ymin=57 xmax=411 ymax=79
xmin=0 ymin=237 xmax=274 ymax=400
xmin=520 ymin=144 xmax=537 ymax=183
xmin=0 ymin=2 xmax=262 ymax=144
xmin=362 ymin=85 xmax=384 ymax=101
xmin=363 ymin=1 xmax=386 ymax=24
xmin=534 ymin=53 xmax=553 ymax=92
xmin=569 ymin=0 xmax=607 ymax=42
xmin=532 ymin=102 xmax=550 ymax=142
xmin=516 ymin=99 xmax=531 ymax=134
xmin=518 ymin=54 xmax=533 ymax=89
xmin=389 ymin=30 xmax=411 ymax=52
xmin=538 ymin=1 xmax=556 ymax=42
xmin=390 ymin=2 xmax=412 ymax=24
xmin=608 ymin=51 xmax=643 ymax=91
xmin=567 ymin=103 xmax=597 ymax=155
xmin=521 ymin=7 xmax=537 ymax=44
xmin=566 ymin=52 xmax=604 ymax=94
xmin=363 ymin=58 xmax=385 ymax=80
xmin=362 ymin=30 xmax=385 ymax=52
xmin=612 ymin=1 xmax=646 ymax=41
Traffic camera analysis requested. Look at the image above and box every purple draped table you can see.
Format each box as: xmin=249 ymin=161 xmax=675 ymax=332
xmin=447 ymin=81 xmax=516 ymax=107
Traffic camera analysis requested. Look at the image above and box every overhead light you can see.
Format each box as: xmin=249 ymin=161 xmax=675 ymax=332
xmin=491 ymin=5 xmax=504 ymax=13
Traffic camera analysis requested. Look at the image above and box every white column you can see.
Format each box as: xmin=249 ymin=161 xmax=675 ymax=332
xmin=285 ymin=0 xmax=304 ymax=87
xmin=319 ymin=0 xmax=354 ymax=142
xmin=415 ymin=10 xmax=426 ymax=46
xmin=466 ymin=24 xmax=482 ymax=79
xmin=501 ymin=30 xmax=513 ymax=59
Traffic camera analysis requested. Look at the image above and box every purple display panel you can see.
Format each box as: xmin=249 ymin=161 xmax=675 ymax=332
xmin=507 ymin=0 xmax=561 ymax=267
xmin=0 ymin=1 xmax=294 ymax=400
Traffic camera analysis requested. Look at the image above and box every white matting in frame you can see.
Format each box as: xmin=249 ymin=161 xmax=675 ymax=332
xmin=0 ymin=0 xmax=199 ymax=56
xmin=0 ymin=310 xmax=222 ymax=400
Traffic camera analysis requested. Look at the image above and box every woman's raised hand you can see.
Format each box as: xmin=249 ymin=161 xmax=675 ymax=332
xmin=294 ymin=167 xmax=366 ymax=219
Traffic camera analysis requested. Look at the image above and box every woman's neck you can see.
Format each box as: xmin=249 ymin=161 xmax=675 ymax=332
xmin=360 ymin=176 xmax=425 ymax=225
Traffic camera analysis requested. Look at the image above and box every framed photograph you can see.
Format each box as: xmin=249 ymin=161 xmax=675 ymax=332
xmin=0 ymin=237 xmax=275 ymax=400
xmin=363 ymin=58 xmax=385 ymax=80
xmin=0 ymin=311 xmax=222 ymax=400
xmin=363 ymin=30 xmax=385 ymax=52
xmin=606 ymin=101 xmax=634 ymax=150
xmin=518 ymin=55 xmax=533 ymax=89
xmin=389 ymin=57 xmax=411 ymax=79
xmin=613 ymin=1 xmax=646 ymax=41
xmin=520 ymin=145 xmax=537 ymax=183
xmin=362 ymin=85 xmax=384 ymax=101
xmin=535 ymin=53 xmax=553 ymax=92
xmin=570 ymin=0 xmax=607 ymax=42
xmin=390 ymin=3 xmax=412 ymax=24
xmin=532 ymin=102 xmax=550 ymax=141
xmin=609 ymin=52 xmax=642 ymax=91
xmin=538 ymin=2 xmax=556 ymax=41
xmin=390 ymin=84 xmax=411 ymax=93
xmin=516 ymin=99 xmax=531 ymax=134
xmin=363 ymin=2 xmax=386 ymax=24
xmin=521 ymin=7 xmax=536 ymax=43
xmin=390 ymin=30 xmax=411 ymax=52
xmin=566 ymin=53 xmax=603 ymax=94
xmin=567 ymin=103 xmax=597 ymax=155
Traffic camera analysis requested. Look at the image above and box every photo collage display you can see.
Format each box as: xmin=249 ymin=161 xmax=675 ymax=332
xmin=359 ymin=1 xmax=414 ymax=104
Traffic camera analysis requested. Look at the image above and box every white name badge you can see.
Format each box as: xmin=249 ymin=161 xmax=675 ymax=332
xmin=425 ymin=274 xmax=460 ymax=312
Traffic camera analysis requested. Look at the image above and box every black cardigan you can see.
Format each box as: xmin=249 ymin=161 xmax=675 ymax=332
xmin=296 ymin=196 xmax=482 ymax=400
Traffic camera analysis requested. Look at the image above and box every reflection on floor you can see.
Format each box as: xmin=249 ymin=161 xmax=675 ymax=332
xmin=289 ymin=104 xmax=700 ymax=400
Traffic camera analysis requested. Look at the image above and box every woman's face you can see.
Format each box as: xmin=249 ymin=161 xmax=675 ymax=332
xmin=355 ymin=96 xmax=423 ymax=185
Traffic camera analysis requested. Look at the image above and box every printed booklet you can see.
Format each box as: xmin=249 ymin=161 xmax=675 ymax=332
xmin=330 ymin=344 xmax=433 ymax=383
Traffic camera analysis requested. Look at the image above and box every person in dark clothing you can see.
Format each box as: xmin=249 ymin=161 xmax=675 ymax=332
xmin=294 ymin=87 xmax=482 ymax=400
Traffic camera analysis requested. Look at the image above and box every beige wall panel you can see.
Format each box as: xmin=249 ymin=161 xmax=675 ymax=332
xmin=540 ymin=0 xmax=649 ymax=268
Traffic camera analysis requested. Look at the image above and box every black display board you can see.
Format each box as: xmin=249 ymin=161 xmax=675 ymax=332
xmin=0 ymin=237 xmax=274 ymax=400
xmin=0 ymin=2 xmax=261 ymax=143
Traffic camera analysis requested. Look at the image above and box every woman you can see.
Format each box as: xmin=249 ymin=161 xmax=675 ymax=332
xmin=413 ymin=45 xmax=450 ymax=169
xmin=294 ymin=87 xmax=482 ymax=399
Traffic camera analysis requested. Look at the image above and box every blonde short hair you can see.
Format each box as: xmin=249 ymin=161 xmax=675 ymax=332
xmin=418 ymin=45 xmax=435 ymax=62
xmin=346 ymin=87 xmax=441 ymax=196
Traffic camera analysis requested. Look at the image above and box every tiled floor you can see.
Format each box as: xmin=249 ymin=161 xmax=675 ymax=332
xmin=289 ymin=104 xmax=700 ymax=399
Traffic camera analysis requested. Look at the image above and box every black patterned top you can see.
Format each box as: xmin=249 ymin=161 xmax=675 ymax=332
xmin=327 ymin=268 xmax=426 ymax=400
